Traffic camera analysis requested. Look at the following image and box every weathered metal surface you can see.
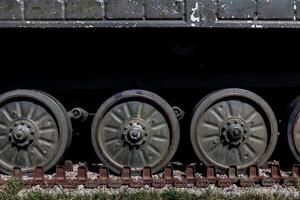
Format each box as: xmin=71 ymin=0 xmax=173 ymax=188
xmin=25 ymin=0 xmax=63 ymax=19
xmin=0 ymin=0 xmax=23 ymax=20
xmin=190 ymin=89 xmax=278 ymax=172
xmin=65 ymin=0 xmax=104 ymax=19
xmin=91 ymin=90 xmax=180 ymax=175
xmin=218 ymin=0 xmax=256 ymax=20
xmin=0 ymin=90 xmax=72 ymax=175
xmin=257 ymin=0 xmax=294 ymax=20
xmin=1 ymin=0 xmax=300 ymax=28
xmin=2 ymin=163 xmax=300 ymax=188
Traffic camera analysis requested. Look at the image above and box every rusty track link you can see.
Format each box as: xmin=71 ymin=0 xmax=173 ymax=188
xmin=2 ymin=161 xmax=300 ymax=189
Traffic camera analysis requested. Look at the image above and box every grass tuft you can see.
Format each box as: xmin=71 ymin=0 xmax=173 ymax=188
xmin=0 ymin=179 xmax=299 ymax=200
xmin=0 ymin=178 xmax=24 ymax=200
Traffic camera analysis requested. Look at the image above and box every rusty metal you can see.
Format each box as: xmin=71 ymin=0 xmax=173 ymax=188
xmin=152 ymin=179 xmax=166 ymax=188
xmin=3 ymin=163 xmax=300 ymax=189
xmin=270 ymin=164 xmax=282 ymax=183
xmin=206 ymin=166 xmax=217 ymax=184
xmin=64 ymin=160 xmax=74 ymax=172
xmin=249 ymin=165 xmax=260 ymax=182
xmin=130 ymin=179 xmax=144 ymax=188
xmin=142 ymin=167 xmax=152 ymax=185
xmin=261 ymin=178 xmax=276 ymax=187
xmin=239 ymin=179 xmax=255 ymax=187
xmin=121 ymin=167 xmax=131 ymax=185
xmin=55 ymin=166 xmax=66 ymax=185
xmin=186 ymin=165 xmax=195 ymax=184
xmin=64 ymin=180 xmax=79 ymax=189
xmin=33 ymin=167 xmax=45 ymax=186
xmin=85 ymin=180 xmax=99 ymax=189
xmin=108 ymin=179 xmax=123 ymax=188
xmin=217 ymin=179 xmax=232 ymax=187
xmin=77 ymin=166 xmax=87 ymax=184
xmin=174 ymin=178 xmax=188 ymax=188
xmin=99 ymin=167 xmax=109 ymax=185
xmin=163 ymin=166 xmax=174 ymax=184
xmin=12 ymin=167 xmax=22 ymax=179
xmin=216 ymin=166 xmax=236 ymax=187
xmin=195 ymin=177 xmax=209 ymax=188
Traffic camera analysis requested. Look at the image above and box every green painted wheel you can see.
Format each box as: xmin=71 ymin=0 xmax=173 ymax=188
xmin=91 ymin=90 xmax=180 ymax=174
xmin=190 ymin=89 xmax=278 ymax=172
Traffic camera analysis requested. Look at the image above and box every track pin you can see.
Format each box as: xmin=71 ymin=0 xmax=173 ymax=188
xmin=163 ymin=166 xmax=174 ymax=184
xmin=77 ymin=166 xmax=88 ymax=184
xmin=121 ymin=167 xmax=131 ymax=185
xmin=142 ymin=167 xmax=152 ymax=185
xmin=206 ymin=166 xmax=217 ymax=184
xmin=33 ymin=167 xmax=45 ymax=187
xmin=55 ymin=166 xmax=65 ymax=185
xmin=64 ymin=160 xmax=74 ymax=172
xmin=186 ymin=165 xmax=195 ymax=184
xmin=270 ymin=164 xmax=282 ymax=183
xmin=292 ymin=164 xmax=300 ymax=177
xmin=249 ymin=165 xmax=260 ymax=182
xmin=99 ymin=167 xmax=109 ymax=185
xmin=12 ymin=167 xmax=22 ymax=180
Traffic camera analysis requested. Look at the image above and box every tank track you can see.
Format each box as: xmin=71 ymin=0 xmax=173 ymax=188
xmin=2 ymin=160 xmax=300 ymax=189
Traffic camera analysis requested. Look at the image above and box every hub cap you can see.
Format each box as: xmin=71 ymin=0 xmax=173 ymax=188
xmin=9 ymin=120 xmax=36 ymax=147
xmin=221 ymin=119 xmax=248 ymax=146
xmin=122 ymin=119 xmax=149 ymax=147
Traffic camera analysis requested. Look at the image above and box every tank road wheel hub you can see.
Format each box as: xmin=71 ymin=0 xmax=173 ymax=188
xmin=190 ymin=89 xmax=278 ymax=172
xmin=92 ymin=90 xmax=180 ymax=175
xmin=9 ymin=120 xmax=36 ymax=147
xmin=221 ymin=118 xmax=248 ymax=146
xmin=0 ymin=90 xmax=72 ymax=175
xmin=122 ymin=119 xmax=149 ymax=147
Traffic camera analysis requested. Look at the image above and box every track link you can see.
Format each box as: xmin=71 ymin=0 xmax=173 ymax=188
xmin=2 ymin=161 xmax=300 ymax=189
